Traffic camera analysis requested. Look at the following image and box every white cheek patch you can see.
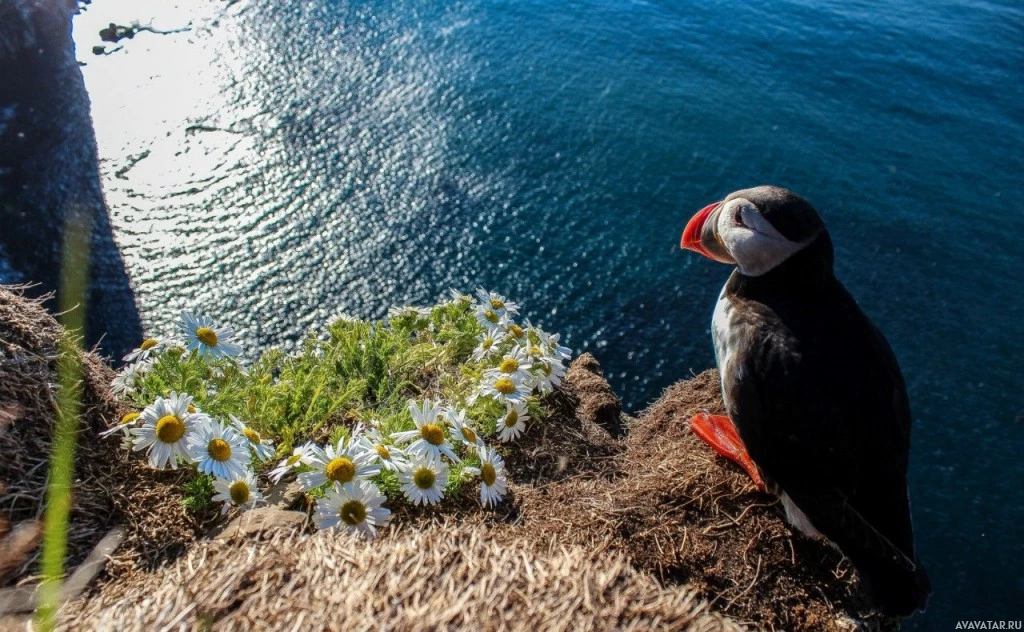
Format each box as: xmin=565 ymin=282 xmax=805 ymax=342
xmin=716 ymin=199 xmax=814 ymax=277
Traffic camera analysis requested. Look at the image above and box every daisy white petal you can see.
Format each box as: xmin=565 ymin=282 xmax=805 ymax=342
xmin=212 ymin=472 xmax=264 ymax=515
xmin=122 ymin=337 xmax=166 ymax=363
xmin=357 ymin=426 xmax=410 ymax=472
xmin=99 ymin=410 xmax=141 ymax=439
xmin=398 ymin=456 xmax=448 ymax=506
xmin=474 ymin=288 xmax=519 ymax=320
xmin=478 ymin=372 xmax=529 ymax=406
xmin=269 ymin=442 xmax=318 ymax=483
xmin=298 ymin=435 xmax=380 ymax=492
xmin=471 ymin=330 xmax=507 ymax=362
xmin=477 ymin=445 xmax=508 ymax=507
xmin=179 ymin=311 xmax=241 ymax=359
xmin=497 ymin=402 xmax=529 ymax=443
xmin=186 ymin=418 xmax=251 ymax=480
xmin=130 ymin=392 xmax=199 ymax=469
xmin=391 ymin=399 xmax=461 ymax=463
xmin=314 ymin=480 xmax=391 ymax=538
xmin=445 ymin=407 xmax=483 ymax=449
xmin=229 ymin=414 xmax=275 ymax=462
xmin=533 ymin=357 xmax=567 ymax=395
xmin=110 ymin=359 xmax=153 ymax=397
xmin=493 ymin=346 xmax=534 ymax=384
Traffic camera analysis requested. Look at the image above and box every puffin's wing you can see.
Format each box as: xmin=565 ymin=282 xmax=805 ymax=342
xmin=725 ymin=316 xmax=929 ymax=613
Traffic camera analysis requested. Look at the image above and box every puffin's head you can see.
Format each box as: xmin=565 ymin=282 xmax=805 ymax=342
xmin=680 ymin=185 xmax=827 ymax=277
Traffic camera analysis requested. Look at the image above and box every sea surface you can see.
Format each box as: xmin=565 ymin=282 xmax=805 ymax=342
xmin=71 ymin=0 xmax=1022 ymax=625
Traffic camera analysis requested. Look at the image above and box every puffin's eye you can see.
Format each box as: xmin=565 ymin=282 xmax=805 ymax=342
xmin=733 ymin=210 xmax=747 ymax=228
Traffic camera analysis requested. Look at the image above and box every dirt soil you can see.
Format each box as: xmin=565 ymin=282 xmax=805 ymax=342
xmin=0 ymin=286 xmax=897 ymax=630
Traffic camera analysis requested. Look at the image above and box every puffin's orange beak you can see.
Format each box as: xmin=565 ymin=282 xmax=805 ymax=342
xmin=681 ymin=201 xmax=721 ymax=259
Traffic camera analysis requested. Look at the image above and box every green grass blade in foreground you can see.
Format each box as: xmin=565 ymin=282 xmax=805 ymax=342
xmin=36 ymin=208 xmax=90 ymax=631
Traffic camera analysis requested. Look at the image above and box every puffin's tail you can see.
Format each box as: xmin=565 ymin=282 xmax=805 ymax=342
xmin=855 ymin=553 xmax=932 ymax=617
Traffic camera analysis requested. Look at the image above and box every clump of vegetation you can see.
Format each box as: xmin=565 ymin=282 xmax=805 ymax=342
xmin=104 ymin=289 xmax=571 ymax=537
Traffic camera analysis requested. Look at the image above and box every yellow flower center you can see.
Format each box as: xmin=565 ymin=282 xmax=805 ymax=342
xmin=495 ymin=378 xmax=516 ymax=395
xmin=120 ymin=411 xmax=140 ymax=425
xmin=482 ymin=337 xmax=494 ymax=350
xmin=326 ymin=457 xmax=356 ymax=484
xmin=420 ymin=423 xmax=445 ymax=446
xmin=413 ymin=467 xmax=436 ymax=490
xmin=187 ymin=403 xmax=197 ymax=414
xmin=208 ymin=438 xmax=232 ymax=461
xmin=156 ymin=415 xmax=185 ymax=443
xmin=243 ymin=428 xmax=261 ymax=443
xmin=509 ymin=324 xmax=524 ymax=338
xmin=489 ymin=298 xmax=504 ymax=309
xmin=140 ymin=338 xmax=159 ymax=351
xmin=530 ymin=345 xmax=543 ymax=357
xmin=229 ymin=481 xmax=250 ymax=505
xmin=504 ymin=410 xmax=519 ymax=428
xmin=286 ymin=454 xmax=302 ymax=466
xmin=481 ymin=463 xmax=497 ymax=486
xmin=195 ymin=327 xmax=218 ymax=347
xmin=462 ymin=426 xmax=478 ymax=444
xmin=375 ymin=445 xmax=392 ymax=460
xmin=499 ymin=358 xmax=519 ymax=373
xmin=484 ymin=310 xmax=498 ymax=323
xmin=339 ymin=500 xmax=367 ymax=525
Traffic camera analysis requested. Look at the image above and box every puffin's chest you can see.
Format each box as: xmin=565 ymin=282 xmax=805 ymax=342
xmin=711 ymin=290 xmax=755 ymax=410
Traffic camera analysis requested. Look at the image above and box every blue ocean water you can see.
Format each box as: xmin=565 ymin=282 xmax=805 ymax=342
xmin=73 ymin=0 xmax=1023 ymax=625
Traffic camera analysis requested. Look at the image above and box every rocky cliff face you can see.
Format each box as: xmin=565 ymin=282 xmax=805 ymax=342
xmin=0 ymin=0 xmax=141 ymax=360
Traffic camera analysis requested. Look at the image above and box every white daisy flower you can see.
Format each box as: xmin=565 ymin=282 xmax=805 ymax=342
xmin=445 ymin=407 xmax=483 ymax=449
xmin=298 ymin=435 xmax=380 ymax=491
xmin=537 ymin=328 xmax=572 ymax=362
xmin=390 ymin=400 xmax=461 ymax=463
xmin=477 ymin=372 xmax=529 ymax=406
xmin=470 ymin=330 xmax=507 ymax=362
xmin=399 ymin=456 xmax=448 ymax=506
xmin=186 ymin=417 xmax=251 ymax=480
xmin=476 ymin=445 xmax=508 ymax=507
xmin=473 ymin=304 xmax=506 ymax=331
xmin=474 ymin=288 xmax=519 ymax=320
xmin=110 ymin=359 xmax=153 ymax=397
xmin=533 ymin=357 xmax=567 ymax=395
xmin=502 ymin=321 xmax=530 ymax=346
xmin=130 ymin=392 xmax=199 ymax=469
xmin=179 ymin=311 xmax=241 ymax=359
xmin=498 ymin=401 xmax=530 ymax=443
xmin=122 ymin=337 xmax=167 ymax=363
xmin=212 ymin=472 xmax=264 ymax=515
xmin=446 ymin=288 xmax=472 ymax=305
xmin=356 ymin=426 xmax=410 ymax=472
xmin=269 ymin=442 xmax=318 ymax=483
xmin=387 ymin=305 xmax=432 ymax=331
xmin=99 ymin=410 xmax=141 ymax=438
xmin=492 ymin=346 xmax=534 ymax=384
xmin=229 ymin=414 xmax=275 ymax=462
xmin=314 ymin=480 xmax=391 ymax=538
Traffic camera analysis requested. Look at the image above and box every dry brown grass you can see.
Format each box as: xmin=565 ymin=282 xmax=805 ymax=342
xmin=2 ymin=287 xmax=897 ymax=631
xmin=60 ymin=518 xmax=740 ymax=632
xmin=0 ymin=286 xmax=214 ymax=593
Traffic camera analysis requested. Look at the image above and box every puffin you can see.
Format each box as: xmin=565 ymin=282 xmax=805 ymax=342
xmin=679 ymin=185 xmax=930 ymax=617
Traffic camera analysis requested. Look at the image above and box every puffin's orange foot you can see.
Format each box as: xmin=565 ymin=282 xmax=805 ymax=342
xmin=690 ymin=412 xmax=766 ymax=492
